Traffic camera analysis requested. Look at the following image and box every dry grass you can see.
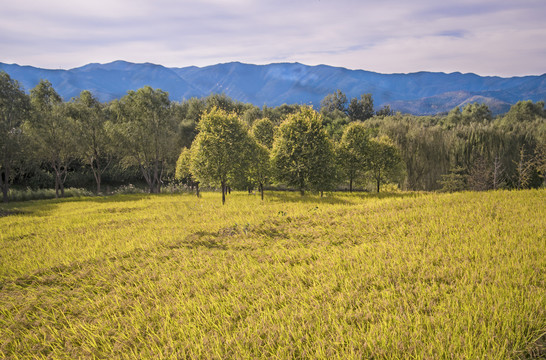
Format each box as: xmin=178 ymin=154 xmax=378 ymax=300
xmin=0 ymin=190 xmax=545 ymax=359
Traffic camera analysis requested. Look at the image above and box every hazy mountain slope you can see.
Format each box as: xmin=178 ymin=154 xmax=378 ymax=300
xmin=1 ymin=61 xmax=544 ymax=114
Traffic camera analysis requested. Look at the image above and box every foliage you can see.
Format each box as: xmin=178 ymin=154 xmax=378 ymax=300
xmin=271 ymin=107 xmax=337 ymax=195
xmin=68 ymin=90 xmax=112 ymax=194
xmin=3 ymin=79 xmax=545 ymax=195
xmin=6 ymin=187 xmax=93 ymax=202
xmin=0 ymin=71 xmax=29 ymax=203
xmin=26 ymin=80 xmax=78 ymax=198
xmin=367 ymin=135 xmax=404 ymax=192
xmin=190 ymin=107 xmax=254 ymax=204
xmin=247 ymin=141 xmax=271 ymax=200
xmin=439 ymin=166 xmax=468 ymax=192
xmin=337 ymin=122 xmax=371 ymax=192
xmin=251 ymin=117 xmax=275 ymax=149
xmin=175 ymin=147 xmax=199 ymax=195
xmin=109 ymin=86 xmax=177 ymax=193
xmin=320 ymin=89 xmax=347 ymax=114
xmin=347 ymin=93 xmax=374 ymax=121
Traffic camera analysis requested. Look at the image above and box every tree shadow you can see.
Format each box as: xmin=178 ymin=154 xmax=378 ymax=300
xmin=265 ymin=191 xmax=419 ymax=204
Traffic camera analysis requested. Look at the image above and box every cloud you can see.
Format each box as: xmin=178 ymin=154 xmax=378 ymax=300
xmin=0 ymin=0 xmax=545 ymax=76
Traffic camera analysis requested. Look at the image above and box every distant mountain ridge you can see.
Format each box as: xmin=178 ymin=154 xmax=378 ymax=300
xmin=1 ymin=60 xmax=544 ymax=115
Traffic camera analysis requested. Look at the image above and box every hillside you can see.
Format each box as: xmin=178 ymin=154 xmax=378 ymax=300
xmin=1 ymin=61 xmax=544 ymax=115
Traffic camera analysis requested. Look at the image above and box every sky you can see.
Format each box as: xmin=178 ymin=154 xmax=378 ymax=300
xmin=1 ymin=0 xmax=545 ymax=76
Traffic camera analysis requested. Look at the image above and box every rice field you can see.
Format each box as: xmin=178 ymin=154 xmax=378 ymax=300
xmin=0 ymin=190 xmax=545 ymax=359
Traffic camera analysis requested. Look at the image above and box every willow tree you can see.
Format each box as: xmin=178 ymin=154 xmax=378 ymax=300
xmin=110 ymin=86 xmax=177 ymax=193
xmin=271 ymin=107 xmax=336 ymax=195
xmin=0 ymin=72 xmax=29 ymax=202
xmin=190 ymin=107 xmax=253 ymax=204
xmin=69 ymin=90 xmax=111 ymax=194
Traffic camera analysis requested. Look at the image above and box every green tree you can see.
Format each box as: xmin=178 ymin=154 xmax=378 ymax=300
xmin=534 ymin=142 xmax=546 ymax=187
xmin=190 ymin=107 xmax=253 ymax=204
xmin=514 ymin=145 xmax=533 ymax=189
xmin=337 ymin=122 xmax=371 ymax=192
xmin=69 ymin=90 xmax=111 ymax=194
xmin=27 ymin=80 xmax=77 ymax=198
xmin=347 ymin=93 xmax=374 ymax=121
xmin=502 ymin=100 xmax=545 ymax=125
xmin=367 ymin=135 xmax=403 ymax=192
xmin=375 ymin=105 xmax=393 ymax=117
xmin=271 ymin=107 xmax=336 ymax=195
xmin=110 ymin=86 xmax=178 ymax=194
xmin=248 ymin=140 xmax=271 ymax=200
xmin=439 ymin=166 xmax=467 ymax=192
xmin=251 ymin=118 xmax=275 ymax=149
xmin=0 ymin=72 xmax=29 ymax=202
xmin=461 ymin=103 xmax=492 ymax=124
xmin=320 ymin=90 xmax=348 ymax=114
xmin=175 ymin=147 xmax=199 ymax=196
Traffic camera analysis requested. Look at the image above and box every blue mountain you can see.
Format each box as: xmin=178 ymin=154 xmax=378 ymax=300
xmin=1 ymin=60 xmax=544 ymax=115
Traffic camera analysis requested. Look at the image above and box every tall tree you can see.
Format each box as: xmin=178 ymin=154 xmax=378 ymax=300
xmin=110 ymin=86 xmax=177 ymax=193
xmin=375 ymin=105 xmax=393 ymax=117
xmin=248 ymin=140 xmax=271 ymax=200
xmin=69 ymin=90 xmax=111 ymax=194
xmin=271 ymin=107 xmax=336 ymax=195
xmin=190 ymin=107 xmax=253 ymax=204
xmin=27 ymin=80 xmax=77 ymax=198
xmin=0 ymin=72 xmax=29 ymax=202
xmin=347 ymin=93 xmax=374 ymax=121
xmin=367 ymin=135 xmax=403 ymax=192
xmin=337 ymin=122 xmax=371 ymax=192
xmin=320 ymin=90 xmax=348 ymax=114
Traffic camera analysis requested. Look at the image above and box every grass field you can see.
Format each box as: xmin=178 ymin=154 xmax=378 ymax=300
xmin=1 ymin=190 xmax=545 ymax=359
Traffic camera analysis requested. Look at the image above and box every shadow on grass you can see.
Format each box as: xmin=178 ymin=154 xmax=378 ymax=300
xmin=0 ymin=193 xmax=154 ymax=218
xmin=265 ymin=191 xmax=420 ymax=205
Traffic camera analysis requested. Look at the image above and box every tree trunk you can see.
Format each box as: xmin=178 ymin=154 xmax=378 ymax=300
xmin=221 ymin=181 xmax=226 ymax=205
xmin=320 ymin=191 xmax=324 ymax=197
xmin=91 ymin=158 xmax=102 ymax=194
xmin=349 ymin=177 xmax=353 ymax=193
xmin=196 ymin=182 xmax=200 ymax=198
xmin=54 ymin=168 xmax=60 ymax=199
xmin=376 ymin=169 xmax=381 ymax=193
xmin=1 ymin=168 xmax=8 ymax=203
xmin=260 ymin=183 xmax=264 ymax=201
xmin=96 ymin=176 xmax=101 ymax=194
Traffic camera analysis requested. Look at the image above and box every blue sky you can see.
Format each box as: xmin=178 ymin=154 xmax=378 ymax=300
xmin=1 ymin=0 xmax=545 ymax=76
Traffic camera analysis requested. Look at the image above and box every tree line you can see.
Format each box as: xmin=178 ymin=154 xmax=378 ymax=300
xmin=1 ymin=71 xmax=545 ymax=203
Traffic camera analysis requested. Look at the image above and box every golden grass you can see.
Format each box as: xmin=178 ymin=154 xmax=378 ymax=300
xmin=1 ymin=190 xmax=545 ymax=359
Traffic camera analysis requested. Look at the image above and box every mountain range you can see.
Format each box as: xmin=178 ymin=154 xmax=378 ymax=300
xmin=1 ymin=60 xmax=545 ymax=115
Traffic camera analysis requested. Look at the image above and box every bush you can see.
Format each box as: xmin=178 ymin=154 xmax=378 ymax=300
xmin=8 ymin=188 xmax=93 ymax=202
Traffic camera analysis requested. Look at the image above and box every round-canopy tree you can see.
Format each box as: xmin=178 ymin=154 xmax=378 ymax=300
xmin=190 ymin=107 xmax=254 ymax=204
xmin=271 ymin=107 xmax=336 ymax=195
xmin=338 ymin=122 xmax=371 ymax=192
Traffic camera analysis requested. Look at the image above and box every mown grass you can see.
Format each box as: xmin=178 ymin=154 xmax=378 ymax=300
xmin=0 ymin=190 xmax=545 ymax=359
